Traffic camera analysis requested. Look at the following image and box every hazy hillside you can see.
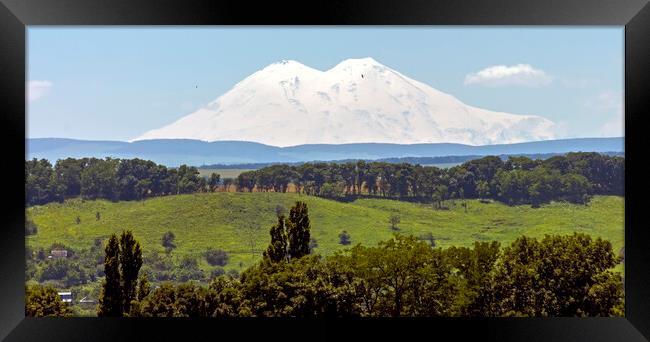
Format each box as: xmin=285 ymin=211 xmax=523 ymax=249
xmin=27 ymin=137 xmax=624 ymax=167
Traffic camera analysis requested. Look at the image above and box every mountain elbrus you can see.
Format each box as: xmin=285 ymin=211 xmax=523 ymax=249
xmin=135 ymin=58 xmax=556 ymax=146
xmin=25 ymin=28 xmax=625 ymax=318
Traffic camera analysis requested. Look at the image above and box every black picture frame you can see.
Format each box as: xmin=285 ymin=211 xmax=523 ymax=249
xmin=1 ymin=0 xmax=649 ymax=341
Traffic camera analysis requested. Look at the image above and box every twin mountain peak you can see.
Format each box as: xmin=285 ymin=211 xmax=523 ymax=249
xmin=133 ymin=57 xmax=556 ymax=147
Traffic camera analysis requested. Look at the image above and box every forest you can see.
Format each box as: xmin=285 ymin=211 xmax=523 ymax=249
xmin=25 ymin=158 xmax=212 ymax=205
xmin=235 ymin=153 xmax=623 ymax=206
xmin=26 ymin=152 xmax=624 ymax=208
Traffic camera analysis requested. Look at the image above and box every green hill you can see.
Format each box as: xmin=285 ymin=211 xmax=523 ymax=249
xmin=26 ymin=193 xmax=624 ymax=273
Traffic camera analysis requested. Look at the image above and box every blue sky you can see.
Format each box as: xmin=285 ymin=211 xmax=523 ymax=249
xmin=27 ymin=27 xmax=623 ymax=141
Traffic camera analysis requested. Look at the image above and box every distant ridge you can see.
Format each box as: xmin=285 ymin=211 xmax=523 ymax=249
xmin=27 ymin=137 xmax=624 ymax=167
xmin=199 ymin=151 xmax=625 ymax=170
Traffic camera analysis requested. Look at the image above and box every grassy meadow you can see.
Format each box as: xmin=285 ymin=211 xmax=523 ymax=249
xmin=26 ymin=193 xmax=625 ymax=274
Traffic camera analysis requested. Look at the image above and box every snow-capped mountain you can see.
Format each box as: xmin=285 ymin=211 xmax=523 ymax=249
xmin=133 ymin=57 xmax=557 ymax=147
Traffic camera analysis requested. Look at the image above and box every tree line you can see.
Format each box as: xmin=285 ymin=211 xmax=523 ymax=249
xmin=236 ymin=152 xmax=624 ymax=206
xmin=25 ymin=157 xmax=220 ymax=206
xmin=200 ymin=152 xmax=623 ymax=170
xmin=26 ymin=201 xmax=624 ymax=317
xmin=26 ymin=152 xmax=623 ymax=208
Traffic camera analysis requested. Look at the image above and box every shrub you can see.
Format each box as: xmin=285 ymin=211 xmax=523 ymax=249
xmin=95 ymin=264 xmax=105 ymax=278
xmin=162 ymin=231 xmax=176 ymax=251
xmin=39 ymin=259 xmax=88 ymax=287
xmin=211 ymin=267 xmax=225 ymax=278
xmin=389 ymin=215 xmax=401 ymax=230
xmin=275 ymin=205 xmax=287 ymax=217
xmin=63 ymin=264 xmax=88 ymax=287
xmin=319 ymin=182 xmax=345 ymax=198
xmin=226 ymin=269 xmax=240 ymax=279
xmin=205 ymin=248 xmax=229 ymax=266
xmin=418 ymin=232 xmax=436 ymax=247
xmin=25 ymin=218 xmax=38 ymax=236
xmin=94 ymin=237 xmax=104 ymax=248
xmin=339 ymin=231 xmax=351 ymax=245
xmin=309 ymin=238 xmax=318 ymax=252
xmin=36 ymin=248 xmax=46 ymax=261
xmin=174 ymin=256 xmax=204 ymax=282
xmin=40 ymin=259 xmax=70 ymax=281
xmin=25 ymin=285 xmax=72 ymax=317
xmin=180 ymin=256 xmax=198 ymax=269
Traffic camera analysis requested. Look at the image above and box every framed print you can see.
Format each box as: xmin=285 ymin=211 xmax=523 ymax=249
xmin=1 ymin=0 xmax=649 ymax=341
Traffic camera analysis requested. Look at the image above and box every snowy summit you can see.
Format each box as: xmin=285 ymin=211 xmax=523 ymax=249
xmin=133 ymin=57 xmax=557 ymax=147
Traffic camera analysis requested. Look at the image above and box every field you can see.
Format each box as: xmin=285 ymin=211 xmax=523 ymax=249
xmin=197 ymin=164 xmax=459 ymax=179
xmin=197 ymin=168 xmax=254 ymax=179
xmin=421 ymin=162 xmax=463 ymax=169
xmin=26 ymin=193 xmax=625 ymax=275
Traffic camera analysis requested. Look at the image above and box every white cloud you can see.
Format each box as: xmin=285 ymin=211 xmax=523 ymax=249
xmin=28 ymin=80 xmax=53 ymax=102
xmin=464 ymin=64 xmax=552 ymax=87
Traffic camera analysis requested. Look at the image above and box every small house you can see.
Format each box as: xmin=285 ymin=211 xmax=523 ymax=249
xmin=79 ymin=296 xmax=97 ymax=308
xmin=58 ymin=291 xmax=72 ymax=303
xmin=50 ymin=249 xmax=68 ymax=258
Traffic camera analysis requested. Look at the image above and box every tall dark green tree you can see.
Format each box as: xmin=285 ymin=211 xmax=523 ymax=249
xmin=120 ymin=230 xmax=143 ymax=314
xmin=287 ymin=201 xmax=311 ymax=259
xmin=98 ymin=234 xmax=122 ymax=317
xmin=264 ymin=215 xmax=288 ymax=263
xmin=98 ymin=231 xmax=143 ymax=316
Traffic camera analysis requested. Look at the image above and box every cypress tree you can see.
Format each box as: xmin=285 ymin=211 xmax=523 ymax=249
xmin=98 ymin=234 xmax=122 ymax=317
xmin=120 ymin=230 xmax=143 ymax=314
xmin=264 ymin=215 xmax=288 ymax=262
xmin=287 ymin=201 xmax=311 ymax=259
xmin=97 ymin=230 xmax=143 ymax=316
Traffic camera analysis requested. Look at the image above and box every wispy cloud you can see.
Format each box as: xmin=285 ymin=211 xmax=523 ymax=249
xmin=28 ymin=80 xmax=53 ymax=102
xmin=559 ymin=77 xmax=602 ymax=89
xmin=584 ymin=91 xmax=621 ymax=111
xmin=601 ymin=116 xmax=624 ymax=137
xmin=464 ymin=64 xmax=552 ymax=87
xmin=583 ymin=91 xmax=624 ymax=137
